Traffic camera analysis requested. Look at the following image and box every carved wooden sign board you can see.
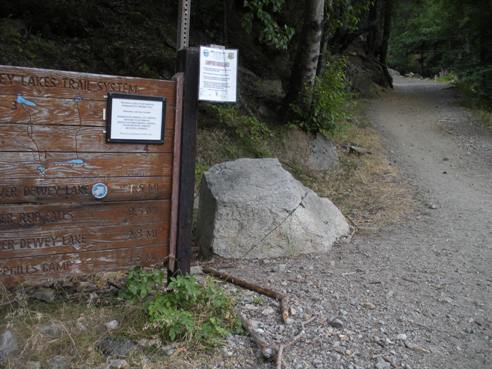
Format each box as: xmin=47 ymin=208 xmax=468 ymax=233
xmin=0 ymin=66 xmax=183 ymax=286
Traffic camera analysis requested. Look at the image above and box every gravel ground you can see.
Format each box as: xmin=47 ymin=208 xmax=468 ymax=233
xmin=201 ymin=76 xmax=492 ymax=369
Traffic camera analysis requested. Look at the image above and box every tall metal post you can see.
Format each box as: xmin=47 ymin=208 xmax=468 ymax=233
xmin=177 ymin=0 xmax=191 ymax=50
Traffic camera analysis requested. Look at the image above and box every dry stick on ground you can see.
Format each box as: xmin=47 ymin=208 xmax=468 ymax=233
xmin=276 ymin=344 xmax=284 ymax=369
xmin=275 ymin=317 xmax=315 ymax=368
xmin=202 ymin=266 xmax=289 ymax=322
xmin=240 ymin=314 xmax=312 ymax=368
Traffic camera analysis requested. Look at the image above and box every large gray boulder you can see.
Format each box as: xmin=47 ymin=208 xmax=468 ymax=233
xmin=197 ymin=158 xmax=350 ymax=259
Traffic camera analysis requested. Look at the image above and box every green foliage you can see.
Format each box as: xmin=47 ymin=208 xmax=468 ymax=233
xmin=146 ymin=295 xmax=196 ymax=341
xmin=252 ymin=295 xmax=266 ymax=306
xmin=119 ymin=268 xmax=164 ymax=302
xmin=390 ymin=0 xmax=492 ymax=103
xmin=328 ymin=0 xmax=374 ymax=33
xmin=291 ymin=58 xmax=351 ymax=135
xmin=121 ymin=271 xmax=240 ymax=346
xmin=211 ymin=106 xmax=272 ymax=157
xmin=242 ymin=0 xmax=294 ymax=50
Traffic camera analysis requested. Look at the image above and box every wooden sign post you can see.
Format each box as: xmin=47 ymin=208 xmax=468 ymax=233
xmin=0 ymin=65 xmax=195 ymax=286
xmin=172 ymin=48 xmax=199 ymax=276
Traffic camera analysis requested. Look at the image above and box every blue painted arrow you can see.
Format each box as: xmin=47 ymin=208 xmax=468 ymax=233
xmin=16 ymin=95 xmax=37 ymax=107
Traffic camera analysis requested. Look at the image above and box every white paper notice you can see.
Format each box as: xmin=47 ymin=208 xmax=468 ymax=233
xmin=110 ymin=97 xmax=163 ymax=141
xmin=199 ymin=46 xmax=238 ymax=102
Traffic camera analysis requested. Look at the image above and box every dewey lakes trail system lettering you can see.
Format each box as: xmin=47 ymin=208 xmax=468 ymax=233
xmin=0 ymin=73 xmax=139 ymax=93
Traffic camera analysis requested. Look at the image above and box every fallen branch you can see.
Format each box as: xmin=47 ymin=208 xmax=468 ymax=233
xmin=276 ymin=344 xmax=284 ymax=369
xmin=202 ymin=266 xmax=289 ymax=322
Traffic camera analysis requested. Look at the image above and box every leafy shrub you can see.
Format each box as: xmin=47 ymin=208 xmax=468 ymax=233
xmin=120 ymin=270 xmax=240 ymax=346
xmin=119 ymin=267 xmax=164 ymax=302
xmin=291 ymin=58 xmax=351 ymax=135
xmin=242 ymin=0 xmax=294 ymax=50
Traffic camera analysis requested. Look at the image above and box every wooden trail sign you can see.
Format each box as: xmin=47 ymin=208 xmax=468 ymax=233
xmin=0 ymin=65 xmax=189 ymax=286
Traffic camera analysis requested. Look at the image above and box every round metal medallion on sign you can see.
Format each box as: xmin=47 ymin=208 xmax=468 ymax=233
xmin=92 ymin=183 xmax=108 ymax=199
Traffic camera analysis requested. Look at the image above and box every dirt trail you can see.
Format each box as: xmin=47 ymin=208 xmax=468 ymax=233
xmin=350 ymin=76 xmax=492 ymax=368
xmin=224 ymin=76 xmax=491 ymax=369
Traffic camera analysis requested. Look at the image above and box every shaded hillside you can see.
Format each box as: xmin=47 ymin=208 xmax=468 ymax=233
xmin=0 ymin=0 xmax=178 ymax=78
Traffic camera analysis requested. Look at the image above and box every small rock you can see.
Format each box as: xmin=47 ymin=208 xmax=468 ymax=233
xmin=346 ymin=144 xmax=371 ymax=156
xmin=39 ymin=322 xmax=63 ymax=339
xmin=97 ymin=336 xmax=136 ymax=357
xmin=25 ymin=361 xmax=41 ymax=369
xmin=162 ymin=345 xmax=176 ymax=356
xmin=137 ymin=338 xmax=161 ymax=348
xmin=190 ymin=265 xmax=203 ymax=275
xmin=76 ymin=317 xmax=88 ymax=332
xmin=262 ymin=307 xmax=275 ymax=315
xmin=329 ymin=352 xmax=341 ymax=361
xmin=249 ymin=320 xmax=261 ymax=329
xmin=396 ymin=333 xmax=407 ymax=341
xmin=375 ymin=358 xmax=390 ymax=369
xmin=362 ymin=302 xmax=376 ymax=310
xmin=338 ymin=334 xmax=349 ymax=341
xmin=0 ymin=329 xmax=18 ymax=362
xmin=374 ymin=336 xmax=385 ymax=347
xmin=328 ymin=318 xmax=344 ymax=329
xmin=428 ymin=203 xmax=437 ymax=209
xmin=105 ymin=320 xmax=119 ymax=331
xmin=339 ymin=309 xmax=348 ymax=317
xmin=47 ymin=355 xmax=70 ymax=369
xmin=289 ymin=307 xmax=298 ymax=316
xmin=221 ymin=347 xmax=234 ymax=357
xmin=243 ymin=303 xmax=259 ymax=310
xmin=78 ymin=281 xmax=97 ymax=291
xmin=107 ymin=359 xmax=129 ymax=369
xmin=32 ymin=287 xmax=56 ymax=303
xmin=404 ymin=341 xmax=430 ymax=353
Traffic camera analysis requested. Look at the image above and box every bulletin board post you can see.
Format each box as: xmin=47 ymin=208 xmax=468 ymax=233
xmin=172 ymin=47 xmax=199 ymax=277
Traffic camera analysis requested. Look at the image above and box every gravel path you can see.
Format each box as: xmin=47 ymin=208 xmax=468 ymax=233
xmin=205 ymin=76 xmax=491 ymax=369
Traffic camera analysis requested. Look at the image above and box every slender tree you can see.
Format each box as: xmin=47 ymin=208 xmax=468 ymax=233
xmin=285 ymin=0 xmax=325 ymax=109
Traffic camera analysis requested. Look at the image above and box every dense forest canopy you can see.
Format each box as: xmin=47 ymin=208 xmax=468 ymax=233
xmin=0 ymin=0 xmax=489 ymax=131
xmin=390 ymin=0 xmax=492 ymax=104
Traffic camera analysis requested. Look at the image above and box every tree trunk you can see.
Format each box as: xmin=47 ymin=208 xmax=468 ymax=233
xmin=317 ymin=0 xmax=333 ymax=76
xmin=365 ymin=0 xmax=393 ymax=87
xmin=479 ymin=0 xmax=492 ymax=99
xmin=380 ymin=0 xmax=393 ymax=65
xmin=285 ymin=0 xmax=325 ymax=110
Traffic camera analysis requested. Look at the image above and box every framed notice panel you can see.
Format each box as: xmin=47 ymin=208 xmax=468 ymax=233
xmin=107 ymin=93 xmax=166 ymax=144
xmin=199 ymin=46 xmax=238 ymax=103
